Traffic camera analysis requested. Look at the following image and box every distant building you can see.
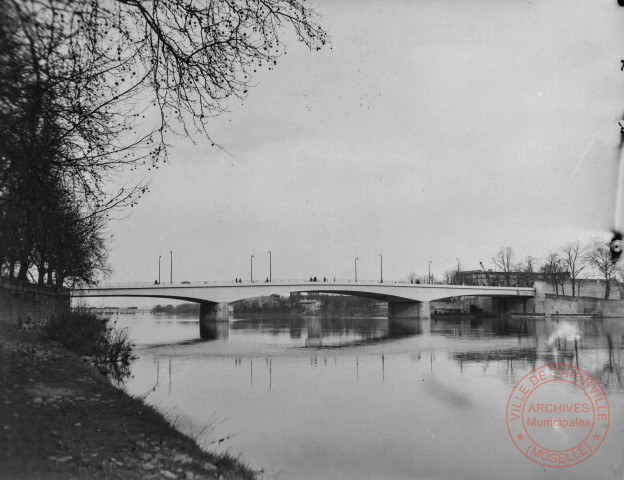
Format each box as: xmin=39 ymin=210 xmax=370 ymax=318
xmin=86 ymin=306 xmax=138 ymax=314
xmin=289 ymin=292 xmax=320 ymax=300
xmin=454 ymin=270 xmax=568 ymax=288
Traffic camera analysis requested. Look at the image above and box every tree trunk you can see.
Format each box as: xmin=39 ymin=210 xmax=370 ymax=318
xmin=605 ymin=279 xmax=611 ymax=300
xmin=55 ymin=272 xmax=63 ymax=290
xmin=17 ymin=257 xmax=29 ymax=280
xmin=55 ymin=263 xmax=66 ymax=291
xmin=37 ymin=263 xmax=46 ymax=285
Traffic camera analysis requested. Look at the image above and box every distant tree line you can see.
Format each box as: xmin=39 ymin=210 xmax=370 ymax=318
xmin=151 ymin=303 xmax=200 ymax=315
xmin=235 ymin=294 xmax=379 ymax=315
xmin=235 ymin=296 xmax=294 ymax=314
xmin=318 ymin=295 xmax=379 ymax=314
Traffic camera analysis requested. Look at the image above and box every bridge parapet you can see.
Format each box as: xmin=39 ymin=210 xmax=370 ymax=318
xmin=73 ymin=281 xmax=534 ymax=304
xmin=94 ymin=279 xmax=431 ymax=288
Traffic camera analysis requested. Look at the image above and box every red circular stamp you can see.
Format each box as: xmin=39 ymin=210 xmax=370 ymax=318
xmin=506 ymin=364 xmax=609 ymax=467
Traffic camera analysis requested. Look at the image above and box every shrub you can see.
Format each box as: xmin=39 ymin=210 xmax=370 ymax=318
xmin=42 ymin=308 xmax=135 ymax=380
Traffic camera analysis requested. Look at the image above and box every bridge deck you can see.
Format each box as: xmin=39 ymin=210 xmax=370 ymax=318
xmin=73 ymin=280 xmax=534 ymax=304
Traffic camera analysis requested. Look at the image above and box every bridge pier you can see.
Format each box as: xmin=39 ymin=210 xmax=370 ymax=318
xmin=305 ymin=317 xmax=322 ymax=347
xmin=199 ymin=302 xmax=232 ymax=339
xmin=388 ymin=301 xmax=431 ymax=320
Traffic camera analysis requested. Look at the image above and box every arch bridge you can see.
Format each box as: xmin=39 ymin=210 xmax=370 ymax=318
xmin=72 ymin=280 xmax=534 ymax=338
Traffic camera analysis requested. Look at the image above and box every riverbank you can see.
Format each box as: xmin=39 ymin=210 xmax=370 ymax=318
xmin=0 ymin=320 xmax=257 ymax=480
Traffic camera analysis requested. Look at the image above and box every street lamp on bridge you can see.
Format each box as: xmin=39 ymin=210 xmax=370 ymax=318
xmin=428 ymin=260 xmax=432 ymax=285
xmin=250 ymin=254 xmax=254 ymax=283
xmin=170 ymin=251 xmax=173 ymax=284
xmin=379 ymin=253 xmax=383 ymax=283
xmin=158 ymin=255 xmax=161 ymax=284
xmin=355 ymin=257 xmax=359 ymax=282
xmin=268 ymin=251 xmax=272 ymax=282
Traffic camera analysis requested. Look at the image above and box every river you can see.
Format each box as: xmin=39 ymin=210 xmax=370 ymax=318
xmin=116 ymin=312 xmax=624 ymax=479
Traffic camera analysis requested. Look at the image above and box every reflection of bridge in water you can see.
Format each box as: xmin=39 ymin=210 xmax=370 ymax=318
xmin=145 ymin=316 xmax=624 ymax=390
xmin=199 ymin=315 xmax=423 ymax=345
xmin=144 ymin=315 xmax=624 ymax=390
xmin=73 ymin=281 xmax=534 ymax=338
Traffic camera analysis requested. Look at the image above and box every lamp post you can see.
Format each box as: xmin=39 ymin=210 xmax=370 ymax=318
xmin=428 ymin=260 xmax=432 ymax=285
xmin=158 ymin=255 xmax=161 ymax=284
xmin=170 ymin=251 xmax=173 ymax=284
xmin=355 ymin=257 xmax=359 ymax=282
xmin=250 ymin=254 xmax=254 ymax=283
xmin=379 ymin=253 xmax=383 ymax=283
xmin=268 ymin=251 xmax=272 ymax=282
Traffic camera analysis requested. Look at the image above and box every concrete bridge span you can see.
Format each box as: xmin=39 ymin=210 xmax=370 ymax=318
xmin=72 ymin=280 xmax=534 ymax=339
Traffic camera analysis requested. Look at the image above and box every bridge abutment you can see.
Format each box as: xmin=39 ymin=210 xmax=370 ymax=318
xmin=388 ymin=301 xmax=431 ymax=320
xmin=199 ymin=302 xmax=232 ymax=339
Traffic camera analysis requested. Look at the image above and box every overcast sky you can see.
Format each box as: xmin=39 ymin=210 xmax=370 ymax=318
xmin=99 ymin=0 xmax=624 ymax=299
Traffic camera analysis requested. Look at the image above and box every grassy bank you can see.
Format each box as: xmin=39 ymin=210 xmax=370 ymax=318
xmin=0 ymin=313 xmax=258 ymax=480
xmin=41 ymin=309 xmax=134 ymax=381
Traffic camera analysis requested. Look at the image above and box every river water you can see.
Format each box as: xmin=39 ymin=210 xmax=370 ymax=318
xmin=116 ymin=312 xmax=624 ymax=480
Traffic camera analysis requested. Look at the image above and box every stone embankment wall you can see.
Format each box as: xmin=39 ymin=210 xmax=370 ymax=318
xmin=431 ymin=296 xmax=535 ymax=315
xmin=468 ymin=296 xmax=535 ymax=315
xmin=536 ymin=279 xmax=623 ymax=300
xmin=0 ymin=277 xmax=70 ymax=325
xmin=534 ymin=294 xmax=624 ymax=317
xmin=533 ymin=282 xmax=624 ymax=317
xmin=433 ymin=281 xmax=624 ymax=317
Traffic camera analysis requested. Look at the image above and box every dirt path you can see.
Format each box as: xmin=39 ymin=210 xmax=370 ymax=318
xmin=0 ymin=322 xmax=257 ymax=480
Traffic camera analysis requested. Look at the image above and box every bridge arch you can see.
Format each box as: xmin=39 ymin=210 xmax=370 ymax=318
xmin=72 ymin=281 xmax=534 ymax=338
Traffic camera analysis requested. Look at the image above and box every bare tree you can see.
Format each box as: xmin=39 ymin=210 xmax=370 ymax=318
xmin=406 ymin=271 xmax=419 ymax=284
xmin=0 ymin=11 xmax=114 ymax=284
xmin=493 ymin=246 xmax=515 ymax=286
xmin=560 ymin=241 xmax=586 ymax=297
xmin=4 ymin=0 xmax=328 ymax=211
xmin=442 ymin=269 xmax=456 ymax=285
xmin=584 ymin=240 xmax=618 ymax=300
xmin=540 ymin=252 xmax=566 ymax=295
xmin=517 ymin=255 xmax=538 ymax=287
xmin=52 ymin=211 xmax=111 ymax=288
xmin=522 ymin=255 xmax=537 ymax=273
xmin=1 ymin=0 xmax=327 ymax=286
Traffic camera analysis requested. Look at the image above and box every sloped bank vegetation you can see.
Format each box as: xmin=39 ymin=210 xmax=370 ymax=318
xmin=42 ymin=308 xmax=135 ymax=380
xmin=0 ymin=317 xmax=258 ymax=480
